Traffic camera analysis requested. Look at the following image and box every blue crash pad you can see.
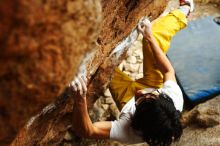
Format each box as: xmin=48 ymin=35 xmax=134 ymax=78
xmin=168 ymin=17 xmax=220 ymax=103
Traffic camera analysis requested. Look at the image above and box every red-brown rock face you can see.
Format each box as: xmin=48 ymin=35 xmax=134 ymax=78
xmin=0 ymin=0 xmax=167 ymax=145
xmin=0 ymin=0 xmax=101 ymax=145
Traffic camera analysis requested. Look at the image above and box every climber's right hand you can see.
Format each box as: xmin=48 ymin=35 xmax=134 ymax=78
xmin=137 ymin=18 xmax=153 ymax=40
xmin=69 ymin=75 xmax=88 ymax=99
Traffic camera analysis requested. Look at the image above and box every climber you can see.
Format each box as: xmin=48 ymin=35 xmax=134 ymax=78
xmin=70 ymin=0 xmax=194 ymax=146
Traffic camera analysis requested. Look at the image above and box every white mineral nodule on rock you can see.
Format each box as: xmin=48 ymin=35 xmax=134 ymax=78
xmin=126 ymin=56 xmax=137 ymax=64
xmin=64 ymin=131 xmax=72 ymax=141
xmin=127 ymin=48 xmax=133 ymax=56
xmin=132 ymin=40 xmax=141 ymax=46
xmin=136 ymin=58 xmax=143 ymax=63
xmin=133 ymin=49 xmax=142 ymax=57
xmin=124 ymin=63 xmax=140 ymax=73
xmin=104 ymin=88 xmax=112 ymax=97
xmin=138 ymin=63 xmax=143 ymax=73
xmin=102 ymin=104 xmax=109 ymax=110
xmin=135 ymin=73 xmax=143 ymax=79
xmin=105 ymin=97 xmax=113 ymax=104
xmin=139 ymin=51 xmax=144 ymax=59
xmin=130 ymin=73 xmax=137 ymax=80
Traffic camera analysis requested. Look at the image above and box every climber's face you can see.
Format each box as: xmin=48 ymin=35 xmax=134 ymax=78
xmin=135 ymin=90 xmax=159 ymax=106
xmin=135 ymin=89 xmax=159 ymax=99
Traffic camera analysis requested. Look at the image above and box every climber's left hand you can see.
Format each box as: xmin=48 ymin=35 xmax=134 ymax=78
xmin=137 ymin=18 xmax=153 ymax=40
xmin=69 ymin=75 xmax=88 ymax=99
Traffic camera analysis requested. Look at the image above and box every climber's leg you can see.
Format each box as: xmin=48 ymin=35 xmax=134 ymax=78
xmin=109 ymin=68 xmax=147 ymax=110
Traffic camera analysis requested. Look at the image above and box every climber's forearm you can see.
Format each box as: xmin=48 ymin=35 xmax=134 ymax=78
xmin=146 ymin=35 xmax=176 ymax=82
xmin=73 ymin=97 xmax=95 ymax=138
xmin=72 ymin=97 xmax=111 ymax=139
xmin=147 ymin=36 xmax=174 ymax=73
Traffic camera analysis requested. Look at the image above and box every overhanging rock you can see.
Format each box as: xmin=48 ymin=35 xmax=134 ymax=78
xmin=0 ymin=0 xmax=102 ymax=145
xmin=0 ymin=0 xmax=168 ymax=145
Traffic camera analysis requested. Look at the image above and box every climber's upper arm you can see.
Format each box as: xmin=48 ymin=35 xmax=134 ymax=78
xmin=89 ymin=121 xmax=111 ymax=139
xmin=85 ymin=121 xmax=112 ymax=139
xmin=73 ymin=100 xmax=112 ymax=139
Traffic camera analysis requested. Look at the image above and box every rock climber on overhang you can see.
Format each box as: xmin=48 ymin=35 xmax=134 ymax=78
xmin=70 ymin=0 xmax=194 ymax=146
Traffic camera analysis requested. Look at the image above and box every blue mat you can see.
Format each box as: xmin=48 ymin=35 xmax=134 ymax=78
xmin=168 ymin=17 xmax=220 ymax=103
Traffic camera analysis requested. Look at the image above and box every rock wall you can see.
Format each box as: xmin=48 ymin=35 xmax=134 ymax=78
xmin=195 ymin=0 xmax=220 ymax=3
xmin=0 ymin=0 xmax=168 ymax=145
xmin=0 ymin=0 xmax=102 ymax=145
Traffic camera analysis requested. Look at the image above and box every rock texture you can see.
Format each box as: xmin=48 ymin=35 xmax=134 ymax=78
xmin=196 ymin=0 xmax=220 ymax=3
xmin=173 ymin=95 xmax=220 ymax=146
xmin=0 ymin=0 xmax=102 ymax=145
xmin=0 ymin=0 xmax=168 ymax=146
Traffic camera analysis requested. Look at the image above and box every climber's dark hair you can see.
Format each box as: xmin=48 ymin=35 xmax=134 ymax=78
xmin=131 ymin=93 xmax=183 ymax=146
